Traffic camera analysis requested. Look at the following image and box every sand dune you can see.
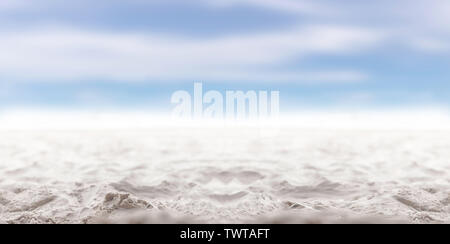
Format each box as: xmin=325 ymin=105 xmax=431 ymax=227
xmin=0 ymin=128 xmax=449 ymax=224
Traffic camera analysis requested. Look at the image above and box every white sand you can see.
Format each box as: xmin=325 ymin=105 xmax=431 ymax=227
xmin=0 ymin=127 xmax=449 ymax=224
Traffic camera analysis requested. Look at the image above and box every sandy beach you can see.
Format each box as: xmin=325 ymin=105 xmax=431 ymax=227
xmin=0 ymin=127 xmax=448 ymax=224
xmin=1 ymin=0 xmax=450 ymax=227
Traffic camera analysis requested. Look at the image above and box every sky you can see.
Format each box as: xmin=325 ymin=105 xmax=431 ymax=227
xmin=0 ymin=0 xmax=449 ymax=112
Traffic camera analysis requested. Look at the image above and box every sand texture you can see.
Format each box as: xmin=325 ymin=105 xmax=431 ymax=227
xmin=0 ymin=128 xmax=449 ymax=224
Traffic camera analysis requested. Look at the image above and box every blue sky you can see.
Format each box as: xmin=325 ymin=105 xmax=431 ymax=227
xmin=0 ymin=0 xmax=449 ymax=111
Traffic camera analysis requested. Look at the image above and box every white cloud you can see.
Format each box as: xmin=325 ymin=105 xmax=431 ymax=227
xmin=2 ymin=0 xmax=449 ymax=57
xmin=0 ymin=0 xmax=45 ymax=11
xmin=199 ymin=70 xmax=367 ymax=83
xmin=208 ymin=0 xmax=450 ymax=55
xmin=409 ymin=38 xmax=450 ymax=53
xmin=0 ymin=25 xmax=382 ymax=82
xmin=0 ymin=0 xmax=22 ymax=9
xmin=206 ymin=0 xmax=334 ymax=15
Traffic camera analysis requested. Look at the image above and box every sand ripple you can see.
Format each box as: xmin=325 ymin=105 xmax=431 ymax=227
xmin=0 ymin=129 xmax=449 ymax=223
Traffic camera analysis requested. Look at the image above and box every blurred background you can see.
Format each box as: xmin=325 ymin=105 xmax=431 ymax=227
xmin=0 ymin=0 xmax=449 ymax=122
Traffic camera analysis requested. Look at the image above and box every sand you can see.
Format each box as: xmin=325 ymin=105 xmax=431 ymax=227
xmin=0 ymin=128 xmax=449 ymax=224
